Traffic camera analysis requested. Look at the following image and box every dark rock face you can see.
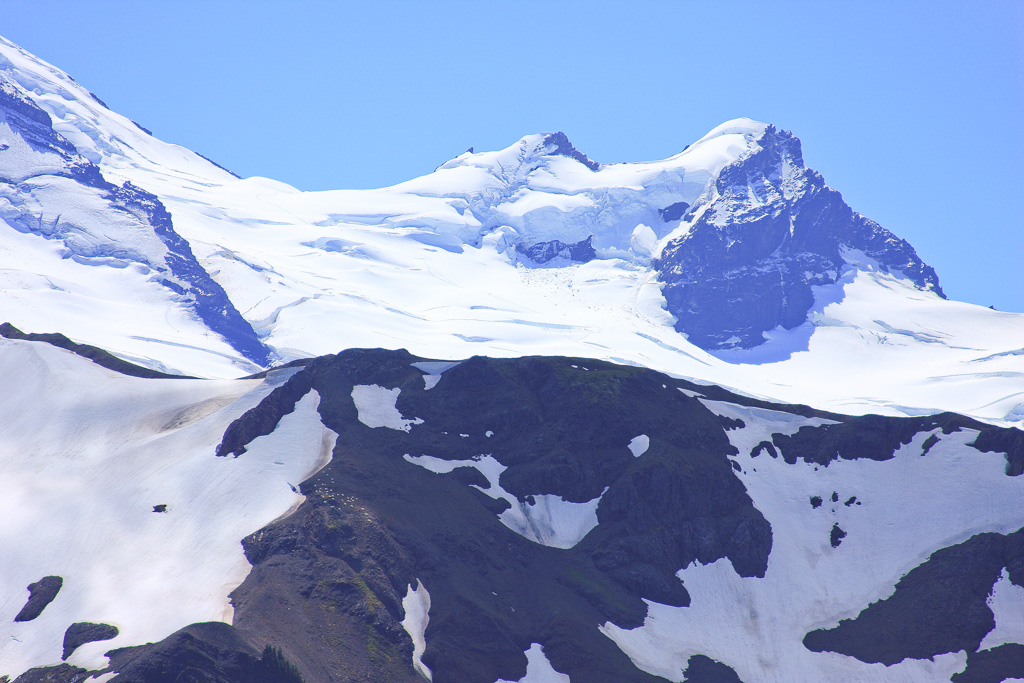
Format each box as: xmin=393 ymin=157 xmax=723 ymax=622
xmin=973 ymin=428 xmax=1024 ymax=476
xmin=12 ymin=663 xmax=90 ymax=683
xmin=542 ymin=132 xmax=600 ymax=171
xmin=217 ymin=369 xmax=313 ymax=456
xmin=654 ymin=125 xmax=944 ymax=351
xmin=683 ymin=654 xmax=744 ymax=682
xmin=207 ymin=349 xmax=1023 ymax=682
xmin=13 ymin=576 xmax=62 ymax=622
xmin=659 ymin=201 xmax=691 ymax=222
xmin=62 ymin=623 xmax=118 ymax=661
xmin=804 ymin=527 xmax=1024 ymax=665
xmin=103 ymin=623 xmax=303 ymax=683
xmin=829 ymin=523 xmax=846 ymax=548
xmin=951 ymin=643 xmax=1024 ymax=683
xmin=517 ymin=235 xmax=597 ymax=264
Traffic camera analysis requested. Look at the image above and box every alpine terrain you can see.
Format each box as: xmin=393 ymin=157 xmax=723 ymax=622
xmin=0 ymin=36 xmax=1022 ymax=683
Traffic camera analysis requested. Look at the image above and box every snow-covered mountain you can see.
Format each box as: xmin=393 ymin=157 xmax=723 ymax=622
xmin=1 ymin=36 xmax=1021 ymax=425
xmin=0 ymin=36 xmax=1022 ymax=683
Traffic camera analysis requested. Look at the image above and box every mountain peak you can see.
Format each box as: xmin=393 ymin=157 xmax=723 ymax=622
xmin=692 ymin=117 xmax=770 ymax=146
xmin=539 ymin=131 xmax=600 ymax=170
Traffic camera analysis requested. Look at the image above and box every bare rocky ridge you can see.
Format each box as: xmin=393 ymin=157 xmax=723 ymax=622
xmin=13 ymin=577 xmax=62 ymax=623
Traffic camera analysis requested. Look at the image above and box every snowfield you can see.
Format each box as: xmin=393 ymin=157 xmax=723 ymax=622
xmin=0 ymin=341 xmax=336 ymax=677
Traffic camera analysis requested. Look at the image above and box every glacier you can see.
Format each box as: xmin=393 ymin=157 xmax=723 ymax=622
xmin=0 ymin=36 xmax=1021 ymax=427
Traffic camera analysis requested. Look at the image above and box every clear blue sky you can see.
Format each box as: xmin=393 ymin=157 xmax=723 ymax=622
xmin=3 ymin=0 xmax=1022 ymax=312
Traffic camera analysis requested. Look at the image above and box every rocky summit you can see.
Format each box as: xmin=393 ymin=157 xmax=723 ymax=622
xmin=655 ymin=124 xmax=943 ymax=350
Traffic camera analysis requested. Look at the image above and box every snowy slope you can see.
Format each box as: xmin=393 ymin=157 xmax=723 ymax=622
xmin=0 ymin=339 xmax=335 ymax=678
xmin=0 ymin=36 xmax=1021 ymax=427
xmin=0 ymin=41 xmax=267 ymax=376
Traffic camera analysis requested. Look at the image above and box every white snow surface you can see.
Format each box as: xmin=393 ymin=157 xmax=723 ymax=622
xmin=0 ymin=340 xmax=337 ymax=677
xmin=403 ymin=454 xmax=602 ymax=549
xmin=495 ymin=643 xmax=571 ymax=683
xmin=401 ymin=580 xmax=432 ymax=682
xmin=627 ymin=435 xmax=650 ymax=458
xmin=0 ymin=35 xmax=1022 ymax=427
xmin=980 ymin=569 xmax=1024 ymax=651
xmin=600 ymin=416 xmax=1024 ymax=682
xmin=412 ymin=360 xmax=460 ymax=390
xmin=351 ymin=384 xmax=423 ymax=431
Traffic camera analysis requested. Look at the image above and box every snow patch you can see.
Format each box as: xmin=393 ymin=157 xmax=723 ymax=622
xmin=351 ymin=385 xmax=423 ymax=431
xmin=496 ymin=643 xmax=570 ymax=683
xmin=628 ymin=435 xmax=650 ymax=458
xmin=980 ymin=568 xmax=1024 ymax=651
xmin=501 ymin=493 xmax=604 ymax=550
xmin=403 ymin=454 xmax=602 ymax=548
xmin=401 ymin=579 xmax=432 ymax=681
xmin=629 ymin=224 xmax=657 ymax=260
xmin=699 ymin=398 xmax=839 ymax=457
xmin=412 ymin=360 xmax=461 ymax=390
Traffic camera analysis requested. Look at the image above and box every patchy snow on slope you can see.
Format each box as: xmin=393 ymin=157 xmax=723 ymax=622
xmin=0 ymin=341 xmax=336 ymax=677
xmin=403 ymin=454 xmax=602 ymax=549
xmin=401 ymin=580 xmax=432 ymax=682
xmin=351 ymin=384 xmax=423 ymax=431
xmin=600 ymin=426 xmax=1024 ymax=682
xmin=496 ymin=643 xmax=571 ymax=683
